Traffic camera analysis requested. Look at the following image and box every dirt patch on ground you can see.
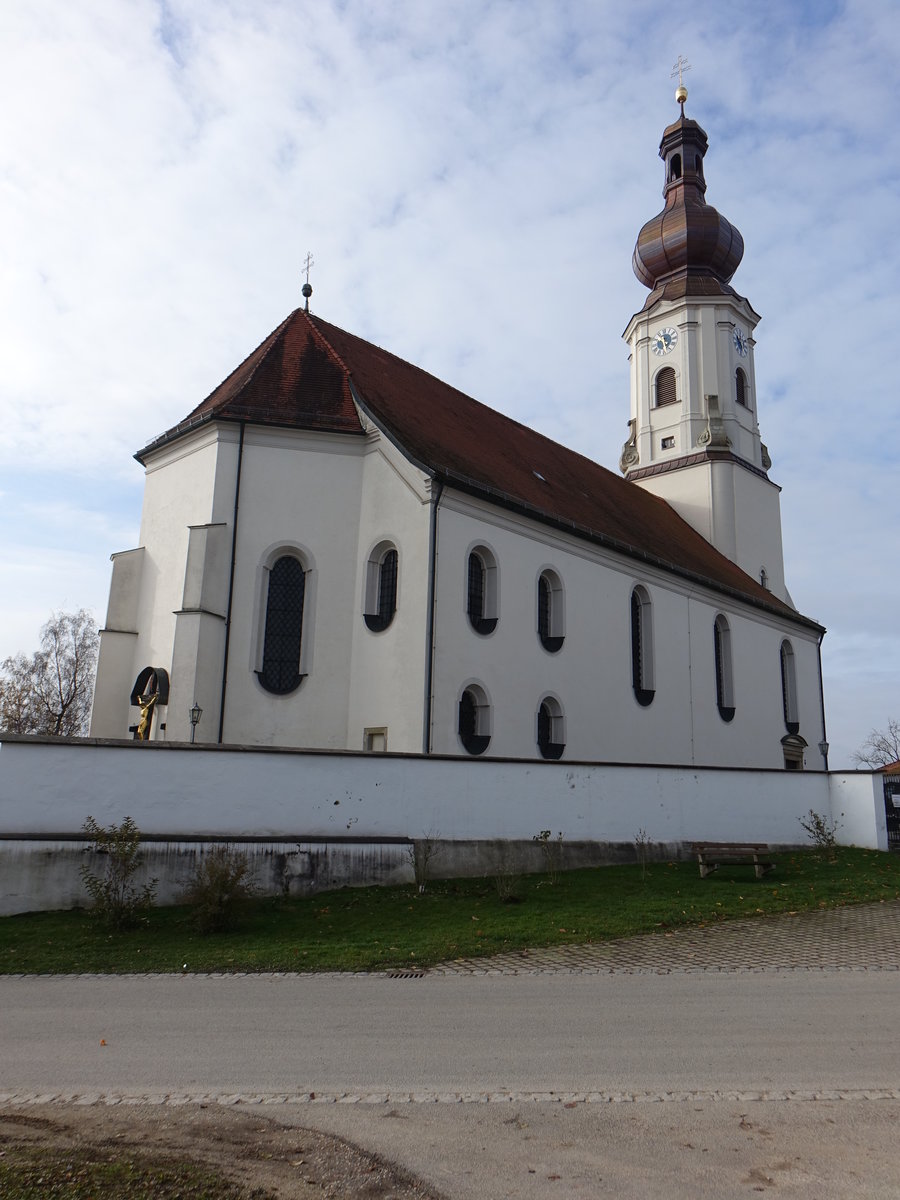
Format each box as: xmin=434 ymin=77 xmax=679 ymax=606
xmin=0 ymin=1103 xmax=444 ymax=1199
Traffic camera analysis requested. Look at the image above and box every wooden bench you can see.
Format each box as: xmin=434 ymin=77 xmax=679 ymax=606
xmin=691 ymin=842 xmax=775 ymax=879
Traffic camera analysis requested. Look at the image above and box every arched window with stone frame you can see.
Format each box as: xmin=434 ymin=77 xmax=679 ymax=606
xmin=536 ymin=695 xmax=566 ymax=760
xmin=259 ymin=554 xmax=307 ymax=694
xmin=364 ymin=542 xmax=399 ymax=632
xmin=713 ymin=614 xmax=735 ymax=722
xmin=630 ymin=585 xmax=655 ymax=707
xmin=458 ymin=682 xmax=491 ymax=756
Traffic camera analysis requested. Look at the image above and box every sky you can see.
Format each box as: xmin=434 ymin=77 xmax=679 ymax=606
xmin=1 ymin=0 xmax=897 ymax=768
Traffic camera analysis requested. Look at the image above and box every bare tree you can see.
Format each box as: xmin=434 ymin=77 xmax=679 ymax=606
xmin=852 ymin=718 xmax=900 ymax=769
xmin=0 ymin=610 xmax=99 ymax=736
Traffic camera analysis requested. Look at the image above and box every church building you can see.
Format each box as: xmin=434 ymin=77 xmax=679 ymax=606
xmin=90 ymin=94 xmax=827 ymax=771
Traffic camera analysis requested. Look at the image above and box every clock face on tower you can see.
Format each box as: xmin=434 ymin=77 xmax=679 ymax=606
xmin=733 ymin=327 xmax=749 ymax=356
xmin=652 ymin=327 xmax=678 ymax=356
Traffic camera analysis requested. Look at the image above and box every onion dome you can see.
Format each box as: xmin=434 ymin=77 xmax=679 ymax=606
xmin=632 ymin=103 xmax=743 ymax=306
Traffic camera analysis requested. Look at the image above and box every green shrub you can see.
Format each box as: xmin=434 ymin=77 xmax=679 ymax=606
xmin=80 ymin=815 xmax=157 ymax=930
xmin=182 ymin=845 xmax=257 ymax=934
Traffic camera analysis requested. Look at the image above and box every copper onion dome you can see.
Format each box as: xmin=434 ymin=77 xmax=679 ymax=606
xmin=632 ymin=105 xmax=743 ymax=306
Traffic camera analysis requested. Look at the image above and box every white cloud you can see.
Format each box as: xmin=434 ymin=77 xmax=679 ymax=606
xmin=0 ymin=0 xmax=896 ymax=766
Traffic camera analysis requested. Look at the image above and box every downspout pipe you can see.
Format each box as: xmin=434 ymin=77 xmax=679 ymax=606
xmin=816 ymin=630 xmax=829 ymax=771
xmin=218 ymin=421 xmax=246 ymax=743
xmin=423 ymin=475 xmax=444 ymax=754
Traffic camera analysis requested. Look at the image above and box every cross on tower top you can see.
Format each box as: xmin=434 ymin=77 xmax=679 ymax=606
xmin=671 ymin=55 xmax=691 ymax=110
xmin=301 ymin=251 xmax=314 ymax=311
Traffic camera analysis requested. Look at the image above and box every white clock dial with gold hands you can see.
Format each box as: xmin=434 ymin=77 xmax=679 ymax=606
xmin=652 ymin=326 xmax=678 ymax=355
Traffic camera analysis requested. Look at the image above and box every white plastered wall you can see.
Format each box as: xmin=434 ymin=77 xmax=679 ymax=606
xmin=214 ymin=426 xmax=367 ymax=748
xmin=430 ymin=491 xmax=824 ymax=769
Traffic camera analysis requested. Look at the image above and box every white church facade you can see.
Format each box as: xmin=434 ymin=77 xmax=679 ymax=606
xmin=90 ymin=99 xmax=827 ymax=771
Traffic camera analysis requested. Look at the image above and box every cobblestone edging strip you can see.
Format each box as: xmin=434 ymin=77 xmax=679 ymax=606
xmin=2 ymin=1089 xmax=900 ymax=1109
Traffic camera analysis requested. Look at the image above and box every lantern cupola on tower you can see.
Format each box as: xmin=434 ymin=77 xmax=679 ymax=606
xmin=632 ymin=108 xmax=744 ymax=306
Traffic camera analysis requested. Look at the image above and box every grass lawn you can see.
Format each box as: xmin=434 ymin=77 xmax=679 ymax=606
xmin=1 ymin=847 xmax=898 ymax=976
xmin=0 ymin=1146 xmax=272 ymax=1200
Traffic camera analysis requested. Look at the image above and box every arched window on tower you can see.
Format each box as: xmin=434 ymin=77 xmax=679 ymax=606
xmin=655 ymin=367 xmax=677 ymax=407
xmin=736 ymin=367 xmax=748 ymax=408
xmin=669 ymin=153 xmax=682 ymax=181
xmin=260 ymin=555 xmax=306 ymax=694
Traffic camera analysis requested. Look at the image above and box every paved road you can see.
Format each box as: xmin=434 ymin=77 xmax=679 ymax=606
xmin=3 ymin=906 xmax=899 ymax=1198
xmin=1 ymin=970 xmax=898 ymax=1099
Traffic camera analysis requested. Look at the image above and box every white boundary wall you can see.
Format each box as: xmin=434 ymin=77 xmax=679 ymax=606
xmin=0 ymin=737 xmax=886 ymax=914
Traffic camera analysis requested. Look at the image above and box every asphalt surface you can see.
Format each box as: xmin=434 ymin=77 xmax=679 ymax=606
xmin=2 ymin=902 xmax=899 ymax=1198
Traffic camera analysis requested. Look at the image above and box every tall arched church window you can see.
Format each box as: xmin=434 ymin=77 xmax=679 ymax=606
xmin=631 ymin=586 xmax=655 ymax=707
xmin=458 ymin=684 xmax=491 ymax=756
xmin=735 ymin=367 xmax=748 ymax=407
xmin=713 ymin=615 xmax=735 ymax=722
xmin=537 ymin=569 xmax=564 ymax=652
xmin=537 ymin=696 xmax=565 ymax=760
xmin=364 ymin=544 xmax=398 ymax=632
xmin=780 ymin=640 xmax=799 ymax=734
xmin=467 ymin=547 xmax=498 ymax=634
xmin=260 ymin=555 xmax=306 ymax=694
xmin=655 ymin=367 xmax=677 ymax=407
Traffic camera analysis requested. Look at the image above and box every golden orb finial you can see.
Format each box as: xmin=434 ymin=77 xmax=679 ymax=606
xmin=671 ymin=55 xmax=691 ymax=110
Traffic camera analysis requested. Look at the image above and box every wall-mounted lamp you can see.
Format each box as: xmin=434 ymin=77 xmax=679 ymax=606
xmin=190 ymin=702 xmax=203 ymax=744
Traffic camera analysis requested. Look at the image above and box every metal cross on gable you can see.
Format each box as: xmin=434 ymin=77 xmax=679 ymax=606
xmin=301 ymin=251 xmax=315 ymax=311
xmin=671 ymin=55 xmax=692 ymax=87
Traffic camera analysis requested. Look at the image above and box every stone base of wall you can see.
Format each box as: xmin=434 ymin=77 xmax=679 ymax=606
xmin=0 ymin=836 xmax=706 ymax=916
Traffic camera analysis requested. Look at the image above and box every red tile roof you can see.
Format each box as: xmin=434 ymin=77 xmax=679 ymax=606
xmin=138 ymin=307 xmax=821 ymax=631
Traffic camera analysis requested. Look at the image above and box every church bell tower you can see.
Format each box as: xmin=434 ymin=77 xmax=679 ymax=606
xmin=621 ymin=86 xmax=790 ymax=606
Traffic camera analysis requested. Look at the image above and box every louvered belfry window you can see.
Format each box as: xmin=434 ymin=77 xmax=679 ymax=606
xmin=260 ymin=556 xmax=305 ymax=694
xmin=736 ymin=367 xmax=748 ymax=407
xmin=655 ymin=367 xmax=676 ymax=407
